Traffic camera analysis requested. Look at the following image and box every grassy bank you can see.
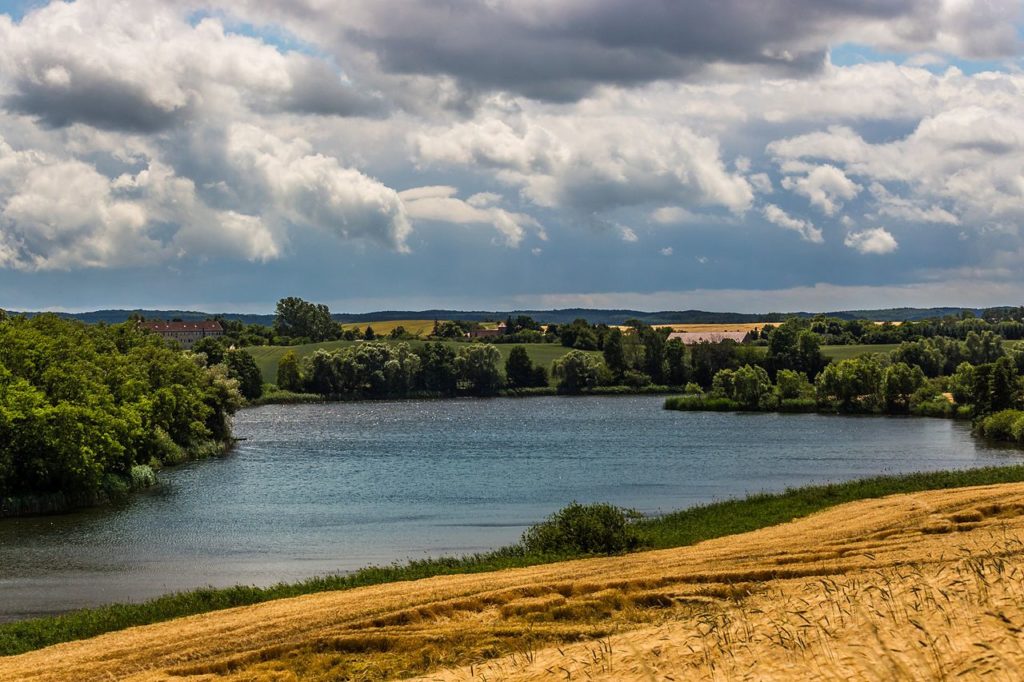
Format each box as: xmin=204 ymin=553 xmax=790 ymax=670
xmin=5 ymin=463 xmax=1024 ymax=656
xmin=245 ymin=339 xmax=908 ymax=386
xmin=245 ymin=340 xmax=599 ymax=385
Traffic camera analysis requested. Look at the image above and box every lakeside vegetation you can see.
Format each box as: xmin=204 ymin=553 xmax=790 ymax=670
xmin=665 ymin=326 xmax=1024 ymax=445
xmin=4 ymin=462 xmax=1024 ymax=656
xmin=0 ymin=313 xmax=243 ymax=515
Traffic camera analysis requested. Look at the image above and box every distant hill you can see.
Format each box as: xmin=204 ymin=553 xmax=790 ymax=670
xmin=10 ymin=309 xmax=277 ymax=326
xmin=7 ymin=306 xmax=984 ymax=326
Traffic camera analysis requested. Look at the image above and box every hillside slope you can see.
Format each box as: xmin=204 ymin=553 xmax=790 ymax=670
xmin=4 ymin=483 xmax=1024 ymax=680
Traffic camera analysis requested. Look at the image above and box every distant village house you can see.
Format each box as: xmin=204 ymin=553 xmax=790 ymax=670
xmin=466 ymin=322 xmax=507 ymax=339
xmin=141 ymin=320 xmax=224 ymax=349
xmin=667 ymin=330 xmax=752 ymax=345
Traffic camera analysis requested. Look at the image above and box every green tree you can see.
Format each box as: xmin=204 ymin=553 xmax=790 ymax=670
xmin=455 ymin=345 xmax=502 ymax=395
xmin=276 ymin=350 xmax=302 ymax=391
xmin=775 ymin=369 xmax=812 ymax=401
xmin=225 ymin=350 xmax=263 ymax=400
xmin=989 ymin=356 xmax=1019 ymax=413
xmin=881 ymin=362 xmax=925 ymax=412
xmin=602 ymin=329 xmax=627 ymax=379
xmin=273 ymin=297 xmax=334 ymax=342
xmin=639 ymin=327 xmax=666 ymax=384
xmin=363 ymin=325 xmax=376 ymax=340
xmin=416 ymin=343 xmax=459 ymax=394
xmin=432 ymin=321 xmax=465 ymax=338
xmin=815 ymin=356 xmax=884 ymax=411
xmin=192 ymin=336 xmax=227 ymax=365
xmin=731 ymin=365 xmax=772 ymax=409
xmin=664 ymin=338 xmax=688 ymax=386
xmin=552 ymin=351 xmax=608 ymax=393
xmin=506 ymin=346 xmax=545 ymax=389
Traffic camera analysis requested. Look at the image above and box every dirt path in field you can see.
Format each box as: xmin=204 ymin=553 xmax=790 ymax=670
xmin=5 ymin=483 xmax=1024 ymax=681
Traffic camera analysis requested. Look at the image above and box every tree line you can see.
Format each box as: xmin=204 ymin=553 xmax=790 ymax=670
xmin=0 ymin=313 xmax=242 ymax=504
xmin=668 ymin=328 xmax=1024 ymax=426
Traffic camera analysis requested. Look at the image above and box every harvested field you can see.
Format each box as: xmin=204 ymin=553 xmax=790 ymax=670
xmin=339 ymin=320 xmax=439 ymax=337
xmin=6 ymin=483 xmax=1024 ymax=681
xmin=635 ymin=322 xmax=770 ymax=333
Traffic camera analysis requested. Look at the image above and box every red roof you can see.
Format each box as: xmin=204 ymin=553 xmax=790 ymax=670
xmin=141 ymin=321 xmax=223 ymax=333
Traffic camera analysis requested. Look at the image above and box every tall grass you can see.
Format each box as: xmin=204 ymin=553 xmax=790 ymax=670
xmin=4 ymin=464 xmax=1024 ymax=656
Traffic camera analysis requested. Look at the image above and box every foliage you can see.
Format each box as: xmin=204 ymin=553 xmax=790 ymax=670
xmin=520 ymin=502 xmax=641 ymax=555
xmin=665 ymin=338 xmax=688 ymax=386
xmin=276 ymin=350 xmax=302 ymax=392
xmin=880 ymin=362 xmax=925 ymax=413
xmin=602 ymin=328 xmax=627 ymax=379
xmin=505 ymin=346 xmax=548 ymax=389
xmin=191 ymin=336 xmax=227 ymax=365
xmin=273 ymin=297 xmax=335 ymax=343
xmin=455 ymin=345 xmax=502 ymax=395
xmin=0 ymin=315 xmax=240 ymax=500
xmin=775 ymin=369 xmax=813 ymax=401
xmin=664 ymin=395 xmax=741 ymax=411
xmin=551 ymin=350 xmax=609 ymax=393
xmin=417 ymin=342 xmax=459 ymax=394
xmin=431 ymin=320 xmax=467 ymax=338
xmin=766 ymin=320 xmax=828 ymax=378
xmin=224 ymin=350 xmax=263 ymax=400
xmin=815 ymin=356 xmax=885 ymax=411
xmin=975 ymin=410 xmax=1024 ymax=444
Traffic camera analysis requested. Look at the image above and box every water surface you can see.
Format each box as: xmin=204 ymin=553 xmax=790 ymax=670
xmin=1 ymin=396 xmax=1019 ymax=621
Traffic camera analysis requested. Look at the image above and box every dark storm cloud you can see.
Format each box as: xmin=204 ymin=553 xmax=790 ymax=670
xmin=5 ymin=75 xmax=187 ymax=133
xmin=277 ymin=61 xmax=389 ymax=117
xmin=344 ymin=0 xmax=928 ymax=100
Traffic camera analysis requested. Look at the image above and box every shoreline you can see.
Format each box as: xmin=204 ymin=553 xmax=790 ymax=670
xmin=5 ymin=463 xmax=1024 ymax=657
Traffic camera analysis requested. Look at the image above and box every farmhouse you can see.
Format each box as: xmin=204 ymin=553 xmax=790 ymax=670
xmin=668 ymin=330 xmax=752 ymax=345
xmin=141 ymin=320 xmax=224 ymax=349
xmin=467 ymin=322 xmax=507 ymax=339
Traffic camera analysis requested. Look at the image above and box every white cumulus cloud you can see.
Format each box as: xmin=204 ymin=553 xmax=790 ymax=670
xmin=844 ymin=227 xmax=898 ymax=254
xmin=762 ymin=204 xmax=824 ymax=244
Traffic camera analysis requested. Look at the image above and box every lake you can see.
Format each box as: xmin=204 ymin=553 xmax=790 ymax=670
xmin=1 ymin=396 xmax=1020 ymax=622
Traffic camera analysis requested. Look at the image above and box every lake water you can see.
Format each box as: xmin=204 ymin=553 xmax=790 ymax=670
xmin=1 ymin=396 xmax=1021 ymax=622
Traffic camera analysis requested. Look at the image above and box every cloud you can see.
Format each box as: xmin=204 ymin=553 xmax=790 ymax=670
xmin=768 ymin=103 xmax=1024 ymax=228
xmin=223 ymin=125 xmax=411 ymax=251
xmin=398 ymin=184 xmax=543 ymax=247
xmin=762 ymin=204 xmax=824 ymax=243
xmin=617 ymin=225 xmax=639 ymax=243
xmin=0 ymin=1 xmax=384 ymax=133
xmin=413 ymin=112 xmax=754 ymax=218
xmin=504 ymin=278 xmax=1024 ymax=314
xmin=844 ymin=226 xmax=898 ymax=254
xmin=660 ymin=246 xmax=673 ymax=256
xmin=781 ymin=164 xmax=861 ymax=215
xmin=232 ymin=0 xmax=1022 ymax=102
xmin=649 ymin=206 xmax=696 ymax=224
xmin=0 ymin=135 xmax=285 ymax=269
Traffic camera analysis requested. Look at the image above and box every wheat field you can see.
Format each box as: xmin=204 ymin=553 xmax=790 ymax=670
xmin=6 ymin=483 xmax=1024 ymax=681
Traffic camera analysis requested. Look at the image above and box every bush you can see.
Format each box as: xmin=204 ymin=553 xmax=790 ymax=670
xmin=520 ymin=502 xmax=641 ymax=555
xmin=778 ymin=398 xmax=818 ymax=413
xmin=910 ymin=397 xmax=955 ymax=418
xmin=664 ymin=396 xmax=740 ymax=411
xmin=101 ymin=474 xmax=131 ymax=505
xmin=976 ymin=410 xmax=1024 ymax=443
xmin=129 ymin=465 xmax=157 ymax=490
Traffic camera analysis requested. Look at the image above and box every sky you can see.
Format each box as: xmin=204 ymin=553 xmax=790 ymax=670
xmin=0 ymin=0 xmax=1022 ymax=314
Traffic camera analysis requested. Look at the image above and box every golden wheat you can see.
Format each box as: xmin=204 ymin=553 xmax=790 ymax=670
xmin=6 ymin=484 xmax=1024 ymax=681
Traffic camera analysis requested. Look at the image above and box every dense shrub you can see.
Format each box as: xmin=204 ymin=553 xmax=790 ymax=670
xmin=520 ymin=502 xmax=640 ymax=555
xmin=664 ymin=395 xmax=740 ymax=411
xmin=778 ymin=398 xmax=818 ymax=413
xmin=0 ymin=315 xmax=241 ymax=501
xmin=975 ymin=410 xmax=1024 ymax=443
